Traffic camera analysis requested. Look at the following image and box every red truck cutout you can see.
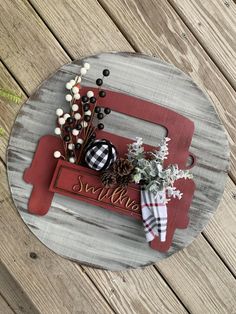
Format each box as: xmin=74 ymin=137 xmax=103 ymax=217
xmin=24 ymin=88 xmax=196 ymax=252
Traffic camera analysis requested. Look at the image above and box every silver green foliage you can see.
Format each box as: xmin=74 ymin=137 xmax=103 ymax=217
xmin=127 ymin=137 xmax=193 ymax=203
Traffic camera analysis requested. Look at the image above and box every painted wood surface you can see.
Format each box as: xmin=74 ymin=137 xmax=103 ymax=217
xmin=0 ymin=55 xmax=234 ymax=314
xmin=7 ymin=52 xmax=229 ymax=270
xmin=1 ymin=0 xmax=236 ymax=312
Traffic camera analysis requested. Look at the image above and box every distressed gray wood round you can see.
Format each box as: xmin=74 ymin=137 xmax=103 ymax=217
xmin=7 ymin=52 xmax=229 ymax=270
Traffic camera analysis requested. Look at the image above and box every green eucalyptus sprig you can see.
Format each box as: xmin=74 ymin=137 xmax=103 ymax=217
xmin=0 ymin=88 xmax=22 ymax=104
xmin=0 ymin=127 xmax=4 ymax=137
xmin=127 ymin=137 xmax=193 ymax=203
xmin=0 ymin=88 xmax=23 ymax=137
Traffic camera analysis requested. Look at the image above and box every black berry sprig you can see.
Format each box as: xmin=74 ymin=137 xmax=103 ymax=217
xmin=92 ymin=68 xmax=111 ymax=133
xmin=77 ymin=68 xmax=112 ymax=162
xmin=53 ymin=65 xmax=112 ymax=165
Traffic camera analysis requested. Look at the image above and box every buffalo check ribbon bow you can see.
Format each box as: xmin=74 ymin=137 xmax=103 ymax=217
xmin=141 ymin=188 xmax=168 ymax=242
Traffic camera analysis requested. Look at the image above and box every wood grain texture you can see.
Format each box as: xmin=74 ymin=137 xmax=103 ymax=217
xmin=84 ymin=266 xmax=188 ymax=314
xmin=169 ymin=0 xmax=236 ymax=88
xmin=28 ymin=0 xmax=131 ymax=59
xmin=99 ymin=0 xmax=236 ymax=181
xmin=157 ymin=235 xmax=236 ymax=314
xmin=0 ymin=164 xmax=114 ymax=314
xmin=0 ymin=63 xmax=187 ymax=314
xmin=0 ymin=294 xmax=15 ymax=314
xmin=0 ymin=262 xmax=38 ymax=314
xmin=0 ymin=0 xmax=69 ymax=94
xmin=204 ymin=176 xmax=236 ymax=274
xmin=83 ymin=223 xmax=236 ymax=313
xmin=7 ymin=52 xmax=229 ymax=270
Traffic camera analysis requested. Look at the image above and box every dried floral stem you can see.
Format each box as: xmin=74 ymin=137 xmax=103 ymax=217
xmin=78 ymin=91 xmax=101 ymax=163
xmin=87 ymin=125 xmax=96 ymax=138
xmin=60 ymin=134 xmax=67 ymax=159
xmin=76 ymin=125 xmax=96 ymax=164
xmin=84 ymin=102 xmax=96 ymax=139
xmin=82 ymin=83 xmax=104 ymax=143
xmin=69 ymin=75 xmax=80 ymax=108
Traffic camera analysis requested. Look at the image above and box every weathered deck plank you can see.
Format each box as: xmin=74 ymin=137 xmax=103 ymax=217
xmin=84 ymin=266 xmax=189 ymax=314
xmin=204 ymin=177 xmax=236 ymax=274
xmin=157 ymin=235 xmax=236 ymax=314
xmin=0 ymin=62 xmax=27 ymax=161
xmin=0 ymin=294 xmax=15 ymax=314
xmin=0 ymin=262 xmax=38 ymax=314
xmin=0 ymin=0 xmax=70 ymax=94
xmin=28 ymin=0 xmax=130 ymax=59
xmin=169 ymin=0 xmax=236 ymax=89
xmin=0 ymin=164 xmax=115 ymax=314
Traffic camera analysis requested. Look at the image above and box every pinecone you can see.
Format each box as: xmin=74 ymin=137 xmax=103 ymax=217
xmin=101 ymin=170 xmax=117 ymax=187
xmin=111 ymin=158 xmax=134 ymax=176
xmin=116 ymin=173 xmax=133 ymax=188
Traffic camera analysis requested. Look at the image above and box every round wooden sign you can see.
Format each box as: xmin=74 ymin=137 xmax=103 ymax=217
xmin=7 ymin=52 xmax=229 ymax=270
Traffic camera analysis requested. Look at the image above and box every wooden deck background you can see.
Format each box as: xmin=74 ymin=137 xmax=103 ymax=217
xmin=0 ymin=0 xmax=235 ymax=313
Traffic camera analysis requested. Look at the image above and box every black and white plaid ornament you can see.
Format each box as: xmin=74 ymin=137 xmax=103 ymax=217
xmin=85 ymin=139 xmax=117 ymax=171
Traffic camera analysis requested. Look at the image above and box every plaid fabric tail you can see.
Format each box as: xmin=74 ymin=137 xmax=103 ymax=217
xmin=141 ymin=188 xmax=168 ymax=242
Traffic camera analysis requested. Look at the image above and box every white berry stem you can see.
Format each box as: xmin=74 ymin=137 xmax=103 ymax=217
xmin=69 ymin=74 xmax=82 ymax=111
